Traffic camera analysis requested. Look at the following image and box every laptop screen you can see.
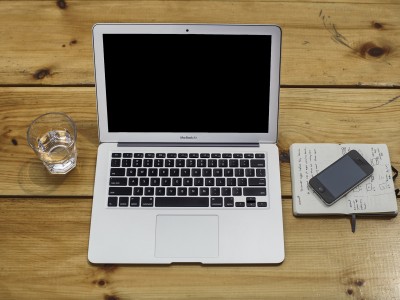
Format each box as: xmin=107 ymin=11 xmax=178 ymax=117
xmin=103 ymin=34 xmax=272 ymax=133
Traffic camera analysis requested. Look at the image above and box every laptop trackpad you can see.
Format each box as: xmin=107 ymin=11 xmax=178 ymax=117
xmin=155 ymin=215 xmax=219 ymax=258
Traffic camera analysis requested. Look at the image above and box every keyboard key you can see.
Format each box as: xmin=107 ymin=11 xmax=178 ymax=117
xmin=156 ymin=187 xmax=165 ymax=196
xmin=127 ymin=168 xmax=136 ymax=176
xmin=170 ymin=168 xmax=179 ymax=176
xmin=110 ymin=168 xmax=125 ymax=176
xmin=255 ymin=153 xmax=265 ymax=158
xmin=192 ymin=168 xmax=201 ymax=177
xmin=251 ymin=160 xmax=265 ymax=167
xmin=159 ymin=169 xmax=169 ymax=176
xmin=141 ymin=197 xmax=154 ymax=207
xmin=109 ymin=187 xmax=132 ymax=196
xmin=154 ymin=159 xmax=163 ymax=167
xmin=178 ymin=153 xmax=188 ymax=158
xmin=221 ymin=188 xmax=231 ymax=196
xmin=222 ymin=153 xmax=232 ymax=158
xmin=183 ymin=178 xmax=193 ymax=186
xmin=186 ymin=159 xmax=196 ymax=167
xmin=211 ymin=153 xmax=221 ymax=158
xmin=129 ymin=178 xmax=138 ymax=186
xmin=189 ymin=153 xmax=199 ymax=158
xmin=208 ymin=159 xmax=217 ymax=167
xmin=224 ymin=197 xmax=234 ymax=207
xmin=189 ymin=187 xmax=198 ymax=196
xmin=145 ymin=187 xmax=154 ymax=195
xmin=246 ymin=197 xmax=256 ymax=207
xmin=256 ymin=169 xmax=266 ymax=177
xmin=161 ymin=178 xmax=171 ymax=186
xmin=235 ymin=202 xmax=245 ymax=207
xmin=243 ymin=188 xmax=267 ymax=196
xmin=167 ymin=153 xmax=177 ymax=158
xmin=227 ymin=178 xmax=236 ymax=186
xmin=194 ymin=178 xmax=204 ymax=186
xmin=244 ymin=154 xmax=254 ymax=158
xmin=197 ymin=159 xmax=207 ymax=167
xmin=211 ymin=197 xmax=223 ymax=207
xmin=132 ymin=159 xmax=142 ymax=167
xmin=108 ymin=197 xmax=118 ymax=207
xmin=109 ymin=177 xmax=127 ymax=186
xmin=245 ymin=169 xmax=255 ymax=177
xmin=176 ymin=159 xmax=185 ymax=167
xmin=200 ymin=153 xmax=210 ymax=158
xmin=210 ymin=188 xmax=220 ymax=196
xmin=145 ymin=153 xmax=155 ymax=158
xmin=137 ymin=168 xmax=147 ymax=176
xmin=122 ymin=159 xmax=131 ymax=167
xmin=167 ymin=187 xmax=176 ymax=196
xmin=130 ymin=197 xmax=140 ymax=207
xmin=139 ymin=178 xmax=149 ymax=186
xmin=235 ymin=169 xmax=244 ymax=177
xmin=165 ymin=159 xmax=174 ymax=167
xmin=200 ymin=187 xmax=209 ymax=196
xmin=134 ymin=153 xmax=144 ymax=158
xmin=144 ymin=159 xmax=153 ymax=167
xmin=213 ymin=169 xmax=223 ymax=177
xmin=257 ymin=202 xmax=268 ymax=207
xmin=216 ymin=178 xmax=225 ymax=186
xmin=111 ymin=159 xmax=121 ymax=167
xmin=177 ymin=187 xmax=187 ymax=196
xmin=156 ymin=153 xmax=166 ymax=158
xmin=112 ymin=153 xmax=121 ymax=158
xmin=233 ymin=153 xmax=243 ymax=158
xmin=249 ymin=178 xmax=266 ymax=186
xmin=148 ymin=168 xmax=158 ymax=177
xmin=123 ymin=153 xmax=133 ymax=158
xmin=155 ymin=197 xmax=209 ymax=207
xmin=119 ymin=197 xmax=129 ymax=207
xmin=238 ymin=178 xmax=247 ymax=186
xmin=150 ymin=178 xmax=160 ymax=186
xmin=205 ymin=178 xmax=214 ymax=186
xmin=232 ymin=188 xmax=242 ymax=196
xmin=229 ymin=159 xmax=239 ymax=167
xmin=133 ymin=187 xmax=143 ymax=195
xmin=240 ymin=159 xmax=250 ymax=167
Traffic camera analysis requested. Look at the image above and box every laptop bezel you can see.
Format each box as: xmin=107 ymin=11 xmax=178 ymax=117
xmin=93 ymin=23 xmax=281 ymax=144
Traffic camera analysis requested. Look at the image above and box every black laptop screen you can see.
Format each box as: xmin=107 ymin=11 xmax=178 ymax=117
xmin=103 ymin=34 xmax=272 ymax=133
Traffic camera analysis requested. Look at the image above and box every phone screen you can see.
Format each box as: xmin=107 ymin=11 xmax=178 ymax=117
xmin=309 ymin=150 xmax=374 ymax=205
xmin=317 ymin=155 xmax=367 ymax=199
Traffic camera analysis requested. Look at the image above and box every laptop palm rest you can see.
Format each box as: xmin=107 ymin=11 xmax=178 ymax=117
xmin=155 ymin=215 xmax=219 ymax=259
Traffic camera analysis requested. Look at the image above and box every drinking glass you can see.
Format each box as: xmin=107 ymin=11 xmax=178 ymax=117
xmin=27 ymin=112 xmax=77 ymax=174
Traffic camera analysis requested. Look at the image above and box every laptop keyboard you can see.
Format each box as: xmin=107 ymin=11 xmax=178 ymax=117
xmin=107 ymin=152 xmax=269 ymax=209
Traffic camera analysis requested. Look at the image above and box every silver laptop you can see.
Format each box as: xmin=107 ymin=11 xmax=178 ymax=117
xmin=88 ymin=23 xmax=284 ymax=264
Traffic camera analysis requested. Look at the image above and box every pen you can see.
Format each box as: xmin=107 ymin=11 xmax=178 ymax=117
xmin=351 ymin=214 xmax=356 ymax=233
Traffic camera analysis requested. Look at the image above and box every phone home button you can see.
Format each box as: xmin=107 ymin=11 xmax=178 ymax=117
xmin=318 ymin=186 xmax=325 ymax=193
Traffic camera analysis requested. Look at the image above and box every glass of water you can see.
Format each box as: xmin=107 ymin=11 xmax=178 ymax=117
xmin=27 ymin=112 xmax=77 ymax=174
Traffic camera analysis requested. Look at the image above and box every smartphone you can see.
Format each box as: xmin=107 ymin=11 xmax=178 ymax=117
xmin=309 ymin=150 xmax=374 ymax=206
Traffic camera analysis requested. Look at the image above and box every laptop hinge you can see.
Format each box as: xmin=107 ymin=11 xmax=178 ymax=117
xmin=117 ymin=142 xmax=259 ymax=148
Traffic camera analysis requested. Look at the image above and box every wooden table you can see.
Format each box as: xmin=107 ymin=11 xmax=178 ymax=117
xmin=0 ymin=1 xmax=399 ymax=299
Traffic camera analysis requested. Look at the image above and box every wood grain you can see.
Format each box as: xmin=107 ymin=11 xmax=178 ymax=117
xmin=1 ymin=87 xmax=399 ymax=197
xmin=0 ymin=1 xmax=399 ymax=86
xmin=0 ymin=198 xmax=398 ymax=299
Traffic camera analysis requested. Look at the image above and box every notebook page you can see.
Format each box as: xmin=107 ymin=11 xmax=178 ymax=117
xmin=290 ymin=143 xmax=398 ymax=215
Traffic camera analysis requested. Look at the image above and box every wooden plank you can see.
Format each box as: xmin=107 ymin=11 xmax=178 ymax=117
xmin=0 ymin=1 xmax=399 ymax=86
xmin=1 ymin=87 xmax=399 ymax=197
xmin=0 ymin=198 xmax=399 ymax=299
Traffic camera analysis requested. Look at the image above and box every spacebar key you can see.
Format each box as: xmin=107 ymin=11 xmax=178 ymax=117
xmin=155 ymin=197 xmax=209 ymax=207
